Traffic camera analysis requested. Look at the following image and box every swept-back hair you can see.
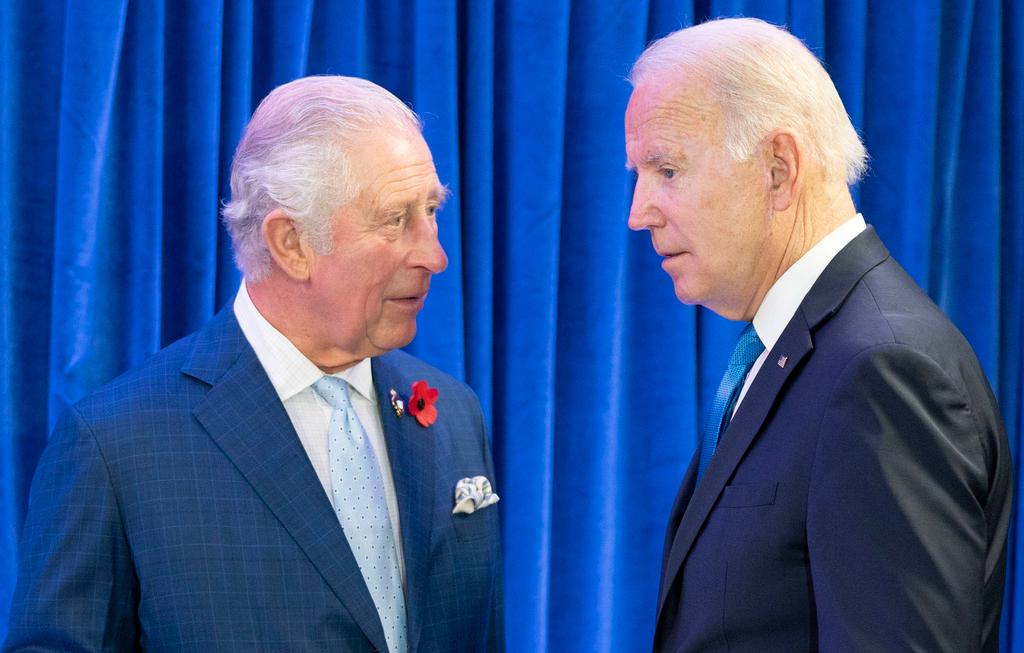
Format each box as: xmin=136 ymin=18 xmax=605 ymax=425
xmin=222 ymin=76 xmax=421 ymax=281
xmin=630 ymin=17 xmax=867 ymax=185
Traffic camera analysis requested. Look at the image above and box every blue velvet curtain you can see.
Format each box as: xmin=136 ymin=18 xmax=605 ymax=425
xmin=2 ymin=0 xmax=1022 ymax=650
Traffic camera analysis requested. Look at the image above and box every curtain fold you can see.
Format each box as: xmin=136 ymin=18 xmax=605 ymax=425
xmin=1 ymin=1 xmax=1021 ymax=650
xmin=547 ymin=2 xmax=644 ymax=648
xmin=457 ymin=0 xmax=495 ymax=417
xmin=492 ymin=2 xmax=571 ymax=648
xmin=162 ymin=0 xmax=225 ymax=339
xmin=47 ymin=0 xmax=130 ymax=427
xmin=0 ymin=0 xmax=66 ymax=632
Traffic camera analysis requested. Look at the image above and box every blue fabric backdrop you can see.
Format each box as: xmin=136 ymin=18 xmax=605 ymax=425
xmin=2 ymin=0 xmax=1022 ymax=650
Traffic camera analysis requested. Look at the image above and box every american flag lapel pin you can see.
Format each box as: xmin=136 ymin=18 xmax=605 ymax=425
xmin=777 ymin=355 xmax=789 ymax=368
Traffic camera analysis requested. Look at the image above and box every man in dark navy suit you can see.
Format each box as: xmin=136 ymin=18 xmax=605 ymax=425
xmin=6 ymin=76 xmax=503 ymax=652
xmin=625 ymin=18 xmax=1011 ymax=652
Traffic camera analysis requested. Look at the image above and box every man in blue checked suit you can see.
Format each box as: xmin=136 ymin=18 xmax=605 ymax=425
xmin=6 ymin=76 xmax=503 ymax=653
xmin=625 ymin=19 xmax=1011 ymax=652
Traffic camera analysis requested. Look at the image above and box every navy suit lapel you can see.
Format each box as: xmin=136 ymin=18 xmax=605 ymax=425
xmin=656 ymin=316 xmax=813 ymax=622
xmin=659 ymin=454 xmax=698 ymax=579
xmin=372 ymin=354 xmax=437 ymax=653
xmin=182 ymin=310 xmax=389 ymax=653
xmin=656 ymin=227 xmax=892 ymax=623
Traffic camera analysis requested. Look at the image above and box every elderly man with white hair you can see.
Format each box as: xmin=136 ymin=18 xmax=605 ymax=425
xmin=5 ymin=76 xmax=504 ymax=653
xmin=626 ymin=18 xmax=1011 ymax=652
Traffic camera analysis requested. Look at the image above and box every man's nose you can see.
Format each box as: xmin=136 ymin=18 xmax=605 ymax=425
xmin=412 ymin=223 xmax=448 ymax=274
xmin=627 ymin=185 xmax=658 ymax=231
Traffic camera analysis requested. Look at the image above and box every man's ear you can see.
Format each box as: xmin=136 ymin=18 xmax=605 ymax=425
xmin=262 ymin=209 xmax=315 ymax=281
xmin=767 ymin=130 xmax=799 ymax=211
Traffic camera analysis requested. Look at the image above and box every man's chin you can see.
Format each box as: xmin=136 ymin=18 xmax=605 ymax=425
xmin=368 ymin=322 xmax=418 ymax=354
xmin=670 ymin=277 xmax=702 ymax=307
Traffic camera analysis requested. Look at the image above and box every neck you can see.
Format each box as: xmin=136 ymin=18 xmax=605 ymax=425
xmin=247 ymin=275 xmax=363 ymax=373
xmin=736 ymin=181 xmax=856 ymax=321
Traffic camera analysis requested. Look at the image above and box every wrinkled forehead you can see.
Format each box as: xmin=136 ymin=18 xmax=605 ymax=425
xmin=627 ymin=71 xmax=719 ymax=128
xmin=625 ymin=77 xmax=722 ymax=158
xmin=348 ymin=128 xmax=445 ymax=199
xmin=347 ymin=122 xmax=427 ymax=158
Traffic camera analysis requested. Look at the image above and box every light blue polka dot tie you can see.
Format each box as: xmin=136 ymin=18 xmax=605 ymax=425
xmin=696 ymin=324 xmax=765 ymax=484
xmin=313 ymin=377 xmax=407 ymax=653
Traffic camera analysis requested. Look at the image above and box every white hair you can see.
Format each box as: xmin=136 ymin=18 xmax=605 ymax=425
xmin=222 ymin=76 xmax=421 ymax=282
xmin=629 ymin=17 xmax=867 ymax=185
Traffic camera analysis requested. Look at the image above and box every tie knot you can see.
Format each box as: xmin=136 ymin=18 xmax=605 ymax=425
xmin=729 ymin=324 xmax=765 ymax=369
xmin=312 ymin=376 xmax=353 ymax=410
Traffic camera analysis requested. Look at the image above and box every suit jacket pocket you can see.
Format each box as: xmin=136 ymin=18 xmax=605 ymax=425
xmin=720 ymin=481 xmax=778 ymax=508
xmin=451 ymin=508 xmax=495 ymax=542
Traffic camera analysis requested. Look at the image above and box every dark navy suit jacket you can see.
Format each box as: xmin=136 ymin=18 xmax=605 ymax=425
xmin=654 ymin=228 xmax=1012 ymax=652
xmin=5 ymin=309 xmax=504 ymax=652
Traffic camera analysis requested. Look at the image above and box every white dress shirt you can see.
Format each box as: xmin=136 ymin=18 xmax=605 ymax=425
xmin=735 ymin=214 xmax=867 ymax=412
xmin=233 ymin=283 xmax=405 ymax=580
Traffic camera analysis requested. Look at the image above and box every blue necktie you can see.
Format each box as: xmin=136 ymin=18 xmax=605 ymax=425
xmin=313 ymin=377 xmax=407 ymax=653
xmin=696 ymin=324 xmax=765 ymax=483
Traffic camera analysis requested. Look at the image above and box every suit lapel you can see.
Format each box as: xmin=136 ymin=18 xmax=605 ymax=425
xmin=660 ymin=454 xmax=698 ymax=579
xmin=183 ymin=310 xmax=388 ymax=653
xmin=656 ymin=227 xmax=892 ymax=623
xmin=372 ymin=354 xmax=437 ymax=653
xmin=656 ymin=314 xmax=813 ymax=621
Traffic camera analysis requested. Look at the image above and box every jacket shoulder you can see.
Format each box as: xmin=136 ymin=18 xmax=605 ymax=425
xmin=822 ymin=258 xmax=975 ymax=365
xmin=65 ymin=327 xmax=215 ymax=440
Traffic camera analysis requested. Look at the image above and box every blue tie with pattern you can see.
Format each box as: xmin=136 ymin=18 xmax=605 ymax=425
xmin=696 ymin=324 xmax=765 ymax=483
xmin=313 ymin=376 xmax=407 ymax=653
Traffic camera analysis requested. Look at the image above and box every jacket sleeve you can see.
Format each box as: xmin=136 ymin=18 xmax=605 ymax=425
xmin=4 ymin=406 xmax=139 ymax=652
xmin=807 ymin=344 xmax=993 ymax=652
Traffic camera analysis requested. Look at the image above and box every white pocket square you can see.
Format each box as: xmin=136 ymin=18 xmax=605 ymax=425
xmin=452 ymin=475 xmax=500 ymax=515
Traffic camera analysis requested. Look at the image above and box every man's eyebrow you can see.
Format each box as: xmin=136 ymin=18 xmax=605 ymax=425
xmin=430 ymin=184 xmax=452 ymax=208
xmin=625 ymin=152 xmax=667 ymax=171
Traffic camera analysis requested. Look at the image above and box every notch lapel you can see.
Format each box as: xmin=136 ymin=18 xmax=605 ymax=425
xmin=184 ymin=311 xmax=388 ymax=653
xmin=659 ymin=455 xmax=698 ymax=579
xmin=656 ymin=313 xmax=814 ymax=623
xmin=372 ymin=355 xmax=437 ymax=653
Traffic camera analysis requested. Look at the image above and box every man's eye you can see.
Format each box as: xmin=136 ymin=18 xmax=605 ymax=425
xmin=660 ymin=168 xmax=676 ymax=179
xmin=425 ymin=204 xmax=439 ymax=217
xmin=387 ymin=214 xmax=406 ymax=227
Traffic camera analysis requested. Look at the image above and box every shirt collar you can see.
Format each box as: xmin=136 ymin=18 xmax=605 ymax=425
xmin=752 ymin=214 xmax=867 ymax=351
xmin=232 ymin=282 xmax=376 ymax=403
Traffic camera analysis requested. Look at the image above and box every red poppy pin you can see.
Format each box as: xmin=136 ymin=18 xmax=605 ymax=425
xmin=408 ymin=380 xmax=439 ymax=428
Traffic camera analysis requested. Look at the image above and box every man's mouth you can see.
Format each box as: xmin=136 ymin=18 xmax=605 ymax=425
xmin=386 ymin=292 xmax=428 ymax=309
xmin=652 ymin=238 xmax=683 ymax=258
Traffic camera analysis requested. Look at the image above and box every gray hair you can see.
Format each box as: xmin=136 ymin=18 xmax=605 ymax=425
xmin=222 ymin=76 xmax=422 ymax=282
xmin=629 ymin=17 xmax=867 ymax=185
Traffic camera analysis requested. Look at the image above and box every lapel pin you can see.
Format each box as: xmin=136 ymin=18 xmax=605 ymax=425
xmin=409 ymin=380 xmax=439 ymax=428
xmin=389 ymin=389 xmax=405 ymax=417
xmin=777 ymin=355 xmax=789 ymax=368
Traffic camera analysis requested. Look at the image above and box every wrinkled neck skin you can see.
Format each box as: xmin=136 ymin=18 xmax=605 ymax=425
xmin=734 ymin=176 xmax=857 ymax=322
xmin=247 ymin=273 xmax=363 ymax=373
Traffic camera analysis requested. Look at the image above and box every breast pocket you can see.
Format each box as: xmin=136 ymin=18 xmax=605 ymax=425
xmin=450 ymin=507 xmax=497 ymax=542
xmin=719 ymin=481 xmax=778 ymax=508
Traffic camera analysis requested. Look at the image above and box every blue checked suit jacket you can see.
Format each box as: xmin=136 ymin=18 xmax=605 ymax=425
xmin=5 ymin=309 xmax=504 ymax=653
